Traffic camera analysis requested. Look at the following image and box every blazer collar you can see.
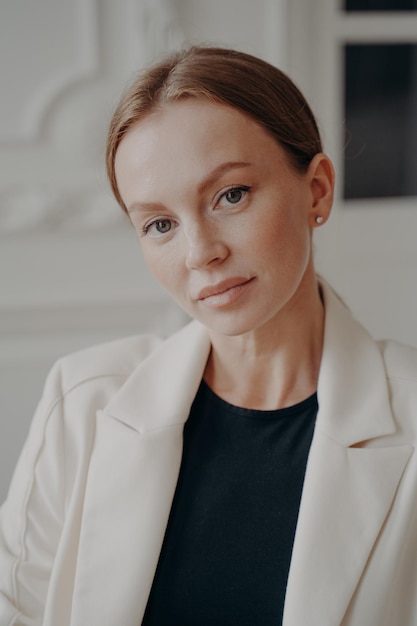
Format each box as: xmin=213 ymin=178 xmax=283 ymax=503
xmin=284 ymin=281 xmax=412 ymax=625
xmin=104 ymin=319 xmax=211 ymax=432
xmin=316 ymin=280 xmax=395 ymax=446
xmin=71 ymin=321 xmax=212 ymax=625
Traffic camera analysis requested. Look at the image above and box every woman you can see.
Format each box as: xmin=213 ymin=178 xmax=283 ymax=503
xmin=1 ymin=46 xmax=417 ymax=626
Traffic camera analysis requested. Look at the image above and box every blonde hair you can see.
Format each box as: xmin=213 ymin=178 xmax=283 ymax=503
xmin=107 ymin=46 xmax=322 ymax=212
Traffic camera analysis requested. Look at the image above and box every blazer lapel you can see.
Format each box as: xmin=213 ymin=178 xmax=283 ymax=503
xmin=283 ymin=285 xmax=412 ymax=626
xmin=70 ymin=321 xmax=211 ymax=626
xmin=283 ymin=431 xmax=411 ymax=626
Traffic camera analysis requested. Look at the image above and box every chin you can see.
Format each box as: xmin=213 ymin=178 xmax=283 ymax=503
xmin=194 ymin=310 xmax=266 ymax=338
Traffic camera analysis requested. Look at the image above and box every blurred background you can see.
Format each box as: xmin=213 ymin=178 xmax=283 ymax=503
xmin=1 ymin=0 xmax=417 ymax=500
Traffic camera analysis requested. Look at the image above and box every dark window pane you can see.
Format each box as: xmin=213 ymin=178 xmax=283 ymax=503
xmin=345 ymin=0 xmax=417 ymax=10
xmin=344 ymin=43 xmax=417 ymax=199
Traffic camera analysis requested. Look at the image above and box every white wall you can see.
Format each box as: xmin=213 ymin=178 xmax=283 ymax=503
xmin=0 ymin=0 xmax=288 ymax=502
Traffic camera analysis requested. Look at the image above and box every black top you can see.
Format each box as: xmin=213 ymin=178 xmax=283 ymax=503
xmin=142 ymin=380 xmax=318 ymax=626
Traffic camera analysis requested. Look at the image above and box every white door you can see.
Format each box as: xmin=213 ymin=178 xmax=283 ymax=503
xmin=287 ymin=0 xmax=417 ymax=346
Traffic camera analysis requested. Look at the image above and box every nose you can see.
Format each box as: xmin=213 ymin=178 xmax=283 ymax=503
xmin=184 ymin=222 xmax=229 ymax=270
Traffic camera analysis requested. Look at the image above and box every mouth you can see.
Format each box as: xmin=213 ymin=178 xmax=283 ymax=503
xmin=196 ymin=277 xmax=254 ymax=308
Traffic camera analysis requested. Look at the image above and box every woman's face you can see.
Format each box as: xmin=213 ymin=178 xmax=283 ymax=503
xmin=115 ymin=99 xmax=331 ymax=338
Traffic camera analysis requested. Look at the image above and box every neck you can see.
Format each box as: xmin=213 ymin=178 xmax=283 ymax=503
xmin=204 ymin=277 xmax=324 ymax=410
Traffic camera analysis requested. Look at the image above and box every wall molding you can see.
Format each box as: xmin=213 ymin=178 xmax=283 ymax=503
xmin=1 ymin=0 xmax=100 ymax=144
xmin=0 ymin=184 xmax=127 ymax=234
xmin=263 ymin=0 xmax=289 ymax=68
xmin=132 ymin=0 xmax=185 ymax=65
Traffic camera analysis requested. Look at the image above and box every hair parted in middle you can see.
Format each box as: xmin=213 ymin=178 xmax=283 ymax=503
xmin=107 ymin=46 xmax=323 ymax=212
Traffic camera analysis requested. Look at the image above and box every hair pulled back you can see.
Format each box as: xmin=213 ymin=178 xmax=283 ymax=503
xmin=106 ymin=46 xmax=322 ymax=211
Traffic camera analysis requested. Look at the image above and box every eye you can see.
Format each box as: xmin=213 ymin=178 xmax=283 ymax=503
xmin=142 ymin=218 xmax=173 ymax=237
xmin=217 ymin=185 xmax=250 ymax=208
xmin=153 ymin=220 xmax=172 ymax=233
xmin=225 ymin=189 xmax=243 ymax=203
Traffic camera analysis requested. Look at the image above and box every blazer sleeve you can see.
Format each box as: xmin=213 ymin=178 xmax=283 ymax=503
xmin=0 ymin=361 xmax=67 ymax=626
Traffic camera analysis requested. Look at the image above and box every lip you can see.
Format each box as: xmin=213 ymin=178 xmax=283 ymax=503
xmin=195 ymin=276 xmax=254 ymax=308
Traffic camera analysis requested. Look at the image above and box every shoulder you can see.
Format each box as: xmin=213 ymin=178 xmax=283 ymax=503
xmin=40 ymin=320 xmax=207 ymax=416
xmin=42 ymin=333 xmax=165 ymax=408
xmin=377 ymin=340 xmax=417 ymax=431
xmin=378 ymin=339 xmax=417 ymax=383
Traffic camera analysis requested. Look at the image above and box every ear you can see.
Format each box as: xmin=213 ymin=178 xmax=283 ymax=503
xmin=306 ymin=153 xmax=335 ymax=228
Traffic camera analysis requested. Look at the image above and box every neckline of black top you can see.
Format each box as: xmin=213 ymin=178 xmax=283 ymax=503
xmin=198 ymin=378 xmax=318 ymax=420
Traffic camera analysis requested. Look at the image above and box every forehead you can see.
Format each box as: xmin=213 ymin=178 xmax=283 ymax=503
xmin=115 ymin=99 xmax=285 ymax=168
xmin=130 ymin=97 xmax=263 ymax=138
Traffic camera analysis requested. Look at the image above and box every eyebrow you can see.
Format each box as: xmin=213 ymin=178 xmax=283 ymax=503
xmin=127 ymin=160 xmax=252 ymax=215
xmin=198 ymin=161 xmax=252 ymax=194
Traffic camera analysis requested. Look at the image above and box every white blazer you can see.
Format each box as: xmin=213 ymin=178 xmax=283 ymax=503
xmin=1 ymin=282 xmax=417 ymax=626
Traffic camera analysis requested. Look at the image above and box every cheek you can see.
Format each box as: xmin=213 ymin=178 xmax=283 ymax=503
xmin=256 ymin=206 xmax=311 ymax=271
xmin=140 ymin=243 xmax=183 ymax=291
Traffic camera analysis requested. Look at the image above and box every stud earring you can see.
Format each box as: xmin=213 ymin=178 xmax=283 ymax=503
xmin=315 ymin=216 xmax=324 ymax=225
